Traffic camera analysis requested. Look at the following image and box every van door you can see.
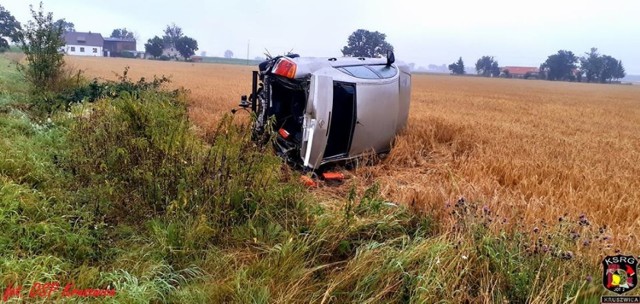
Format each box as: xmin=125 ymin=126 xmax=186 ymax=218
xmin=301 ymin=74 xmax=333 ymax=169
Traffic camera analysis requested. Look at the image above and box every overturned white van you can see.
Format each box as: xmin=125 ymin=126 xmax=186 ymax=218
xmin=237 ymin=52 xmax=411 ymax=170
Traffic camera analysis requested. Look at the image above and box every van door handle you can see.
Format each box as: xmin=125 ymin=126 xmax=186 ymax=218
xmin=326 ymin=112 xmax=332 ymax=136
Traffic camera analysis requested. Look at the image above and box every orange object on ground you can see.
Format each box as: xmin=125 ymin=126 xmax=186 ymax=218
xmin=322 ymin=172 xmax=345 ymax=181
xmin=278 ymin=128 xmax=290 ymax=139
xmin=300 ymin=175 xmax=317 ymax=187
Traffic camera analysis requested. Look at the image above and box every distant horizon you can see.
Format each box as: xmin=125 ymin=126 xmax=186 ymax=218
xmin=413 ymin=66 xmax=640 ymax=78
xmin=2 ymin=0 xmax=639 ymax=74
xmin=9 ymin=39 xmax=640 ymax=79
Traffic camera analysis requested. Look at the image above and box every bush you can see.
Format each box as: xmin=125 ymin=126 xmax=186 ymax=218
xmin=73 ymin=67 xmax=169 ymax=101
xmin=66 ymin=85 xmax=308 ymax=243
xmin=158 ymin=55 xmax=170 ymax=61
xmin=29 ymin=67 xmax=171 ymax=113
xmin=17 ymin=3 xmax=66 ymax=96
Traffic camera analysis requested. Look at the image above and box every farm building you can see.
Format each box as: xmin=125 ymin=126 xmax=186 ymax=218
xmin=63 ymin=32 xmax=104 ymax=57
xmin=501 ymin=66 xmax=539 ymax=79
xmin=63 ymin=32 xmax=139 ymax=57
xmin=103 ymin=37 xmax=137 ymax=56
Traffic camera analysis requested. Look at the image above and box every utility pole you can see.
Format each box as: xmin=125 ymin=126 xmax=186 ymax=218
xmin=247 ymin=40 xmax=250 ymax=65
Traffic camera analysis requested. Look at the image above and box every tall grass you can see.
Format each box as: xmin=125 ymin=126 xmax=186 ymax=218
xmin=67 ymin=92 xmax=309 ymax=242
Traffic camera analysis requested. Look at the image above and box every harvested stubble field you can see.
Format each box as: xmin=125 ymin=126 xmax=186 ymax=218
xmin=66 ymin=56 xmax=640 ymax=259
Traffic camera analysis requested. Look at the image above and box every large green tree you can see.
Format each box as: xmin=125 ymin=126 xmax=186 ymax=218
xmin=163 ymin=23 xmax=183 ymax=46
xmin=147 ymin=24 xmax=198 ymax=60
xmin=0 ymin=5 xmax=21 ymax=52
xmin=580 ymin=48 xmax=601 ymax=82
xmin=341 ymin=29 xmax=394 ymax=58
xmin=475 ymin=56 xmax=500 ymax=77
xmin=54 ymin=18 xmax=74 ymax=32
xmin=448 ymin=57 xmax=465 ymax=75
xmin=579 ymin=48 xmax=626 ymax=83
xmin=175 ymin=36 xmax=198 ymax=60
xmin=540 ymin=50 xmax=578 ymax=81
xmin=111 ymin=28 xmax=135 ymax=39
xmin=144 ymin=36 xmax=164 ymax=58
xmin=612 ymin=59 xmax=626 ymax=81
xmin=599 ymin=55 xmax=625 ymax=83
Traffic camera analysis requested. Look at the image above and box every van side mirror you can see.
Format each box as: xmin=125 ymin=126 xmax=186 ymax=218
xmin=386 ymin=50 xmax=395 ymax=66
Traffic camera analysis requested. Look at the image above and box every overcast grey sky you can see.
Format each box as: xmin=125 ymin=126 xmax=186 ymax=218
xmin=3 ymin=0 xmax=640 ymax=73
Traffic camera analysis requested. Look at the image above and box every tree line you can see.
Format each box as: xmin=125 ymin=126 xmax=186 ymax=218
xmin=333 ymin=28 xmax=629 ymax=84
xmin=144 ymin=23 xmax=198 ymax=61
xmin=45 ymin=17 xmax=200 ymax=61
xmin=314 ymin=28 xmax=629 ymax=85
xmin=3 ymin=8 xmax=627 ymax=81
xmin=541 ymin=48 xmax=625 ymax=83
xmin=447 ymin=49 xmax=626 ymax=83
xmin=1 ymin=4 xmax=199 ymax=60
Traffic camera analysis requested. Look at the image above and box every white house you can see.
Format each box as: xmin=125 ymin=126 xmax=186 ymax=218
xmin=162 ymin=44 xmax=181 ymax=59
xmin=63 ymin=32 xmax=104 ymax=57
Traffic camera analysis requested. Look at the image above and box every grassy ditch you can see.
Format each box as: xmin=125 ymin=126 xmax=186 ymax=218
xmin=0 ymin=54 xmax=607 ymax=303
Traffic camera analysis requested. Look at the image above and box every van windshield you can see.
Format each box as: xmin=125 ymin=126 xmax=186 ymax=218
xmin=337 ymin=66 xmax=379 ymax=79
xmin=337 ymin=65 xmax=398 ymax=79
xmin=368 ymin=65 xmax=397 ymax=78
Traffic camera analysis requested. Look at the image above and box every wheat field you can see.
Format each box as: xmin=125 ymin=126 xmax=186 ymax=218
xmin=66 ymin=56 xmax=640 ymax=258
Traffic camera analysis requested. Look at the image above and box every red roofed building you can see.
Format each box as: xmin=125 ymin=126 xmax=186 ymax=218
xmin=501 ymin=66 xmax=539 ymax=79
